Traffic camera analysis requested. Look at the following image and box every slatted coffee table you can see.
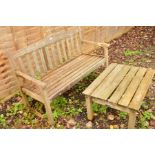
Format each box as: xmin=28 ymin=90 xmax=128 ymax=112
xmin=83 ymin=63 xmax=155 ymax=128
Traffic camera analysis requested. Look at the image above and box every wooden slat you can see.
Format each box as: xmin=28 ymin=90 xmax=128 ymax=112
xmin=75 ymin=34 xmax=81 ymax=55
xmin=0 ymin=81 xmax=17 ymax=91
xmin=17 ymin=57 xmax=27 ymax=73
xmin=45 ymin=46 xmax=53 ymax=69
xmin=56 ymin=42 xmax=63 ymax=64
xmin=32 ymin=51 xmax=41 ymax=73
xmin=0 ymin=76 xmax=16 ymax=84
xmin=108 ymin=66 xmax=139 ymax=104
xmin=42 ymin=55 xmax=88 ymax=81
xmin=0 ymin=70 xmax=13 ymax=80
xmin=50 ymin=45 xmax=58 ymax=67
xmin=0 ymin=75 xmax=15 ymax=83
xmin=92 ymin=98 xmax=131 ymax=113
xmin=22 ymin=88 xmax=44 ymax=103
xmin=48 ymin=57 xmax=104 ymax=99
xmin=129 ymin=69 xmax=155 ymax=110
xmin=0 ymin=64 xmax=10 ymax=73
xmin=38 ymin=48 xmax=48 ymax=72
xmin=16 ymin=71 xmax=46 ymax=88
xmin=46 ymin=56 xmax=100 ymax=91
xmin=46 ymin=57 xmax=103 ymax=93
xmin=26 ymin=54 xmax=35 ymax=76
xmin=92 ymin=64 xmax=124 ymax=98
xmin=44 ymin=56 xmax=91 ymax=85
xmin=61 ymin=39 xmax=68 ymax=62
xmin=66 ymin=38 xmax=72 ymax=59
xmin=100 ymin=65 xmax=131 ymax=100
xmin=70 ymin=36 xmax=76 ymax=56
xmin=118 ymin=67 xmax=147 ymax=107
xmin=83 ymin=63 xmax=117 ymax=95
xmin=0 ymin=86 xmax=18 ymax=99
xmin=14 ymin=28 xmax=79 ymax=58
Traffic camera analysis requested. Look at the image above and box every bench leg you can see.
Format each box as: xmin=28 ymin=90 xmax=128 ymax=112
xmin=86 ymin=96 xmax=94 ymax=120
xmin=44 ymin=99 xmax=54 ymax=127
xmin=128 ymin=110 xmax=137 ymax=129
xmin=20 ymin=89 xmax=29 ymax=105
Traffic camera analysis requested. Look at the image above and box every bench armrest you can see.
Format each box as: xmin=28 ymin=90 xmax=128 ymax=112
xmin=82 ymin=40 xmax=110 ymax=48
xmin=16 ymin=71 xmax=46 ymax=89
xmin=82 ymin=40 xmax=109 ymax=67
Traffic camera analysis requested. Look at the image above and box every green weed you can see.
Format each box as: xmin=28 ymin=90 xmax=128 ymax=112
xmin=118 ymin=111 xmax=127 ymax=119
xmin=124 ymin=50 xmax=144 ymax=56
xmin=8 ymin=102 xmax=25 ymax=115
xmin=52 ymin=96 xmax=68 ymax=108
xmin=65 ymin=107 xmax=82 ymax=117
xmin=139 ymin=111 xmax=154 ymax=128
xmin=52 ymin=109 xmax=64 ymax=119
xmin=51 ymin=96 xmax=68 ymax=120
xmin=0 ymin=114 xmax=7 ymax=127
xmin=92 ymin=103 xmax=107 ymax=114
xmin=143 ymin=111 xmax=154 ymax=120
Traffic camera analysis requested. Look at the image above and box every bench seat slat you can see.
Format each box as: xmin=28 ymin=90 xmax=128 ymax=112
xmin=42 ymin=55 xmax=87 ymax=81
xmin=29 ymin=55 xmax=105 ymax=100
xmin=46 ymin=56 xmax=99 ymax=92
xmin=46 ymin=55 xmax=105 ymax=100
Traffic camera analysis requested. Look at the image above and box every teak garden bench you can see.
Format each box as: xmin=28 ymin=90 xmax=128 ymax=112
xmin=6 ymin=28 xmax=109 ymax=126
xmin=83 ymin=63 xmax=155 ymax=128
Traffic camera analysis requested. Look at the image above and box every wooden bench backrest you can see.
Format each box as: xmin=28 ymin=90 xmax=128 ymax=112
xmin=12 ymin=28 xmax=82 ymax=77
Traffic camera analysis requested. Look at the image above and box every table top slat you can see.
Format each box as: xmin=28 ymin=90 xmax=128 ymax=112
xmin=100 ymin=65 xmax=131 ymax=100
xmin=129 ymin=68 xmax=155 ymax=110
xmin=118 ymin=67 xmax=147 ymax=107
xmin=92 ymin=64 xmax=124 ymax=98
xmin=83 ymin=63 xmax=117 ymax=96
xmin=108 ymin=66 xmax=139 ymax=104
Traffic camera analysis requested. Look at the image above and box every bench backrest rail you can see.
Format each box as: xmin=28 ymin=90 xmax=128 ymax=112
xmin=12 ymin=28 xmax=82 ymax=77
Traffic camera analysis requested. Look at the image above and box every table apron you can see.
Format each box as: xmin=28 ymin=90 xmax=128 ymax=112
xmin=92 ymin=97 xmax=137 ymax=113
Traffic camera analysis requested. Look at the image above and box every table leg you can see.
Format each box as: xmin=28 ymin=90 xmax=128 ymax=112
xmin=85 ymin=96 xmax=94 ymax=120
xmin=128 ymin=110 xmax=137 ymax=129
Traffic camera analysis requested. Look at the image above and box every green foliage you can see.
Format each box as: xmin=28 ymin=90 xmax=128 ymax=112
xmin=0 ymin=114 xmax=7 ymax=127
xmin=52 ymin=96 xmax=67 ymax=108
xmin=51 ymin=96 xmax=83 ymax=120
xmin=65 ymin=107 xmax=82 ymax=116
xmin=118 ymin=111 xmax=127 ymax=119
xmin=139 ymin=111 xmax=154 ymax=128
xmin=53 ymin=109 xmax=64 ymax=119
xmin=84 ymin=72 xmax=98 ymax=81
xmin=124 ymin=50 xmax=143 ymax=56
xmin=92 ymin=103 xmax=107 ymax=114
xmin=8 ymin=102 xmax=25 ymax=115
xmin=74 ymin=82 xmax=87 ymax=93
xmin=143 ymin=111 xmax=154 ymax=120
xmin=51 ymin=96 xmax=68 ymax=120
